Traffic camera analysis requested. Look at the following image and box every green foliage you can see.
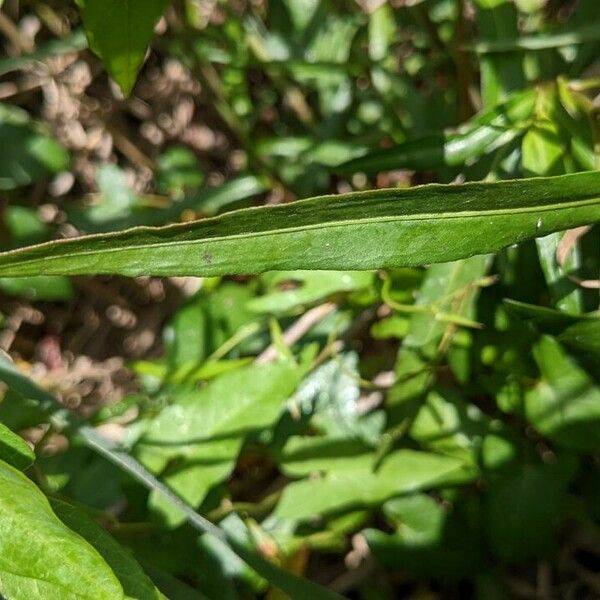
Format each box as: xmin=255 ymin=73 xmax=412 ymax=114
xmin=0 ymin=459 xmax=125 ymax=599
xmin=50 ymin=499 xmax=162 ymax=600
xmin=0 ymin=104 xmax=69 ymax=190
xmin=0 ymin=172 xmax=599 ymax=277
xmin=76 ymin=0 xmax=171 ymax=95
xmin=1 ymin=0 xmax=600 ymax=597
xmin=0 ymin=422 xmax=34 ymax=470
xmin=138 ymin=359 xmax=307 ymax=526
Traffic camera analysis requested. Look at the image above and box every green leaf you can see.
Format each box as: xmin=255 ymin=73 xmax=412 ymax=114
xmin=76 ymin=0 xmax=171 ymax=95
xmin=277 ymin=437 xmax=377 ymax=477
xmin=0 ymin=104 xmax=69 ymax=190
xmin=503 ymin=299 xmax=600 ymax=360
xmin=364 ymin=493 xmax=484 ymax=579
xmin=409 ymin=388 xmax=490 ymax=466
xmin=473 ymin=0 xmax=524 ymax=107
xmin=472 ymin=22 xmax=600 ymax=53
xmin=137 ymin=360 xmax=304 ymax=526
xmin=69 ymin=175 xmax=268 ymax=233
xmin=503 ymin=298 xmax=584 ymax=331
xmin=525 ymin=335 xmax=600 ymax=451
xmin=337 ymin=90 xmax=535 ymax=174
xmin=0 ymin=458 xmax=125 ymax=599
xmin=1 ymin=173 xmax=600 ymax=278
xmin=0 ymin=275 xmax=74 ymax=301
xmin=273 ymin=447 xmax=472 ymax=521
xmin=0 ymin=422 xmax=34 ymax=470
xmin=370 ymin=314 xmax=411 ymax=339
xmin=387 ymin=255 xmax=490 ymax=415
xmin=558 ymin=319 xmax=600 ymax=359
xmin=50 ymin=498 xmax=160 ymax=600
xmin=0 ymin=205 xmax=74 ymax=301
xmin=156 ymin=146 xmax=204 ymax=196
xmin=484 ymin=454 xmax=577 ymax=563
xmin=0 ymin=358 xmax=342 ymax=600
xmin=248 ymin=271 xmax=373 ymax=313
xmin=165 ymin=282 xmax=256 ymax=371
xmin=82 ymin=164 xmax=141 ymax=228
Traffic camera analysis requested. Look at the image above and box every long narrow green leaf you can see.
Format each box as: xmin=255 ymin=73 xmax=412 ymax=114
xmin=473 ymin=0 xmax=524 ymax=107
xmin=0 ymin=173 xmax=600 ymax=278
xmin=337 ymin=89 xmax=535 ymax=174
xmin=473 ymin=23 xmax=600 ymax=54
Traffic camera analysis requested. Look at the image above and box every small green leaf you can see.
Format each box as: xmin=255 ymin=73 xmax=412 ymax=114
xmin=338 ymin=90 xmax=535 ymax=174
xmin=248 ymin=271 xmax=373 ymax=313
xmin=503 ymin=298 xmax=584 ymax=331
xmin=274 ymin=447 xmax=472 ymax=521
xmin=472 ymin=22 xmax=600 ymax=53
xmin=473 ymin=0 xmax=524 ymax=107
xmin=526 ymin=335 xmax=600 ymax=451
xmin=0 ymin=276 xmax=73 ymax=301
xmin=558 ymin=319 xmax=600 ymax=359
xmin=0 ymin=104 xmax=69 ymax=190
xmin=409 ymin=388 xmax=490 ymax=466
xmin=364 ymin=494 xmax=484 ymax=579
xmin=0 ymin=422 xmax=34 ymax=470
xmin=76 ymin=0 xmax=171 ymax=95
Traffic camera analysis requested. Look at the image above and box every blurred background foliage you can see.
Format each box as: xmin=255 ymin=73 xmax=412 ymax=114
xmin=1 ymin=0 xmax=600 ymax=598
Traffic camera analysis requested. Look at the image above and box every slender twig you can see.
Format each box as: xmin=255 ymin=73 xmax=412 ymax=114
xmin=256 ymin=302 xmax=337 ymax=364
xmin=0 ymin=11 xmax=34 ymax=53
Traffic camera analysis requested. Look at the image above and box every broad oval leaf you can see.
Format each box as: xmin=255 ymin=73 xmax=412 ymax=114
xmin=0 ymin=458 xmax=124 ymax=600
xmin=0 ymin=172 xmax=600 ymax=278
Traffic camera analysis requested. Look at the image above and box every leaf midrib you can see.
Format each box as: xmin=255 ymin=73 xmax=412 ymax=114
xmin=2 ymin=195 xmax=599 ymax=268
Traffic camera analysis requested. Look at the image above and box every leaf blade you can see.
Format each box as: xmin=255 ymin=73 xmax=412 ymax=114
xmin=0 ymin=458 xmax=125 ymax=600
xmin=1 ymin=173 xmax=600 ymax=278
xmin=0 ymin=422 xmax=35 ymax=470
xmin=77 ymin=0 xmax=170 ymax=95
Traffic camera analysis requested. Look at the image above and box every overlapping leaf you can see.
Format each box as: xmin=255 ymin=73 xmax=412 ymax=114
xmin=0 ymin=459 xmax=125 ymax=600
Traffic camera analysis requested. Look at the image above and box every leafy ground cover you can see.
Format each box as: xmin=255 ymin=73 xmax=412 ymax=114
xmin=0 ymin=0 xmax=600 ymax=598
